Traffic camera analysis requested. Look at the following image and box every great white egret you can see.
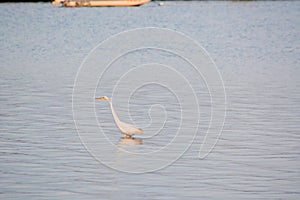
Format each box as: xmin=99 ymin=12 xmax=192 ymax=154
xmin=95 ymin=96 xmax=143 ymax=137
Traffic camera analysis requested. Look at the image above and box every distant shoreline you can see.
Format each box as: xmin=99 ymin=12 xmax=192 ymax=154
xmin=1 ymin=0 xmax=50 ymax=2
xmin=0 ymin=0 xmax=263 ymax=2
xmin=0 ymin=0 xmax=292 ymax=2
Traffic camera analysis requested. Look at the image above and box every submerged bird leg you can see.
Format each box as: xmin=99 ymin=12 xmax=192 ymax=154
xmin=124 ymin=134 xmax=133 ymax=138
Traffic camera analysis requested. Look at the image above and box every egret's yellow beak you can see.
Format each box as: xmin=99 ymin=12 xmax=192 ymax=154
xmin=95 ymin=97 xmax=104 ymax=100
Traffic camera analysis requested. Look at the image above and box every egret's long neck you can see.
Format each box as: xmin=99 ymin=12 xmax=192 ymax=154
xmin=107 ymin=99 xmax=121 ymax=124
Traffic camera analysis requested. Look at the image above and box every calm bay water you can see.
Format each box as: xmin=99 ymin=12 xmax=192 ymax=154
xmin=1 ymin=1 xmax=300 ymax=199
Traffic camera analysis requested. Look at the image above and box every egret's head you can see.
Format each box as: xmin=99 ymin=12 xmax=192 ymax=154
xmin=95 ymin=96 xmax=109 ymax=101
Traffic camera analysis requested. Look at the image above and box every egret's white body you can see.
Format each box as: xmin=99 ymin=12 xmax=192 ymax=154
xmin=95 ymin=96 xmax=143 ymax=137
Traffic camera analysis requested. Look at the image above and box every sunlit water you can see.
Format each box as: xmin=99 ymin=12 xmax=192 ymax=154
xmin=1 ymin=1 xmax=300 ymax=199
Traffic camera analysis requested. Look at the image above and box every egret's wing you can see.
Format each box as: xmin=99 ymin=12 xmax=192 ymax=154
xmin=118 ymin=121 xmax=143 ymax=134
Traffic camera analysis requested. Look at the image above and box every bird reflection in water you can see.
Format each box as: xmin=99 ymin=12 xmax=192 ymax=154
xmin=117 ymin=137 xmax=143 ymax=148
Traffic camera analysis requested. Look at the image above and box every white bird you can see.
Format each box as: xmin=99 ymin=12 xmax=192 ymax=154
xmin=95 ymin=96 xmax=143 ymax=138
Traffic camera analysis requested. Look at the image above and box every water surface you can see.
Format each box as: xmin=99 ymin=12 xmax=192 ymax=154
xmin=1 ymin=1 xmax=300 ymax=199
